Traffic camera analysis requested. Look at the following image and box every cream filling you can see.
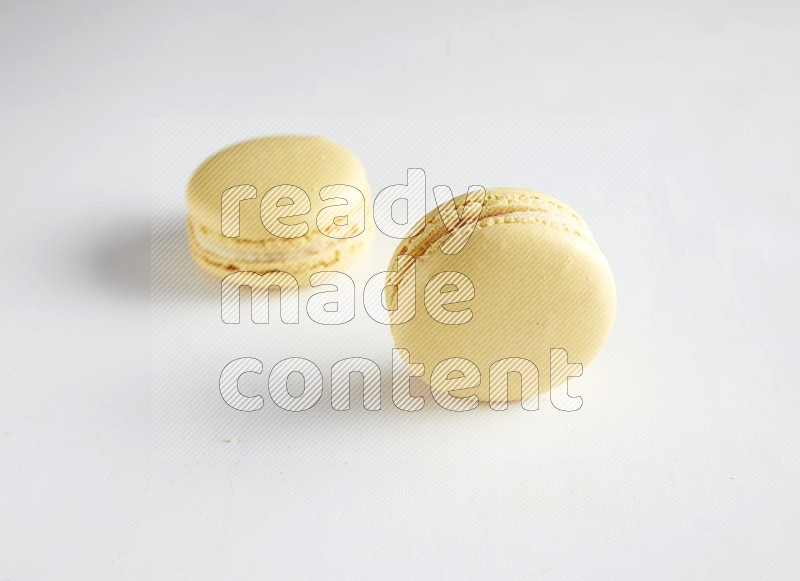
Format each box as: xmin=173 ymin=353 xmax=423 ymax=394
xmin=189 ymin=221 xmax=362 ymax=264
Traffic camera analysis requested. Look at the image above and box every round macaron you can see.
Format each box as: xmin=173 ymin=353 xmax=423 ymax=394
xmin=187 ymin=135 xmax=372 ymax=281
xmin=387 ymin=187 xmax=616 ymax=405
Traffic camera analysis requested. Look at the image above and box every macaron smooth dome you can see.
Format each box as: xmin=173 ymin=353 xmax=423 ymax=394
xmin=187 ymin=135 xmax=372 ymax=280
xmin=388 ymin=187 xmax=616 ymax=403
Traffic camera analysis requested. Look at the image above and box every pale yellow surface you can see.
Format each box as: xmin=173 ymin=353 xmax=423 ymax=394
xmin=389 ymin=188 xmax=616 ymax=402
xmin=186 ymin=135 xmax=372 ymax=280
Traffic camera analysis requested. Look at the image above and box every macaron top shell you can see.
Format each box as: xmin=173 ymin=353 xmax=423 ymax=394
xmin=389 ymin=187 xmax=596 ymax=270
xmin=388 ymin=188 xmax=615 ymax=402
xmin=187 ymin=135 xmax=370 ymax=240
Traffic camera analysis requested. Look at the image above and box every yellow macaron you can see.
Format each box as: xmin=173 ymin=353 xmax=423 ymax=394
xmin=387 ymin=187 xmax=616 ymax=405
xmin=187 ymin=135 xmax=372 ymax=281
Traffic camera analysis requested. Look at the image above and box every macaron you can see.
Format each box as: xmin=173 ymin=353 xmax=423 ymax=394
xmin=187 ymin=135 xmax=372 ymax=281
xmin=387 ymin=187 xmax=616 ymax=405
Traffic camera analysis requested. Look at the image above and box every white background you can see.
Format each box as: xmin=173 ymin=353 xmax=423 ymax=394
xmin=2 ymin=1 xmax=799 ymax=579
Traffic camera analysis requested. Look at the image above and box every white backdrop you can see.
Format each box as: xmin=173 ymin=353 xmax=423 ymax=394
xmin=1 ymin=1 xmax=799 ymax=579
